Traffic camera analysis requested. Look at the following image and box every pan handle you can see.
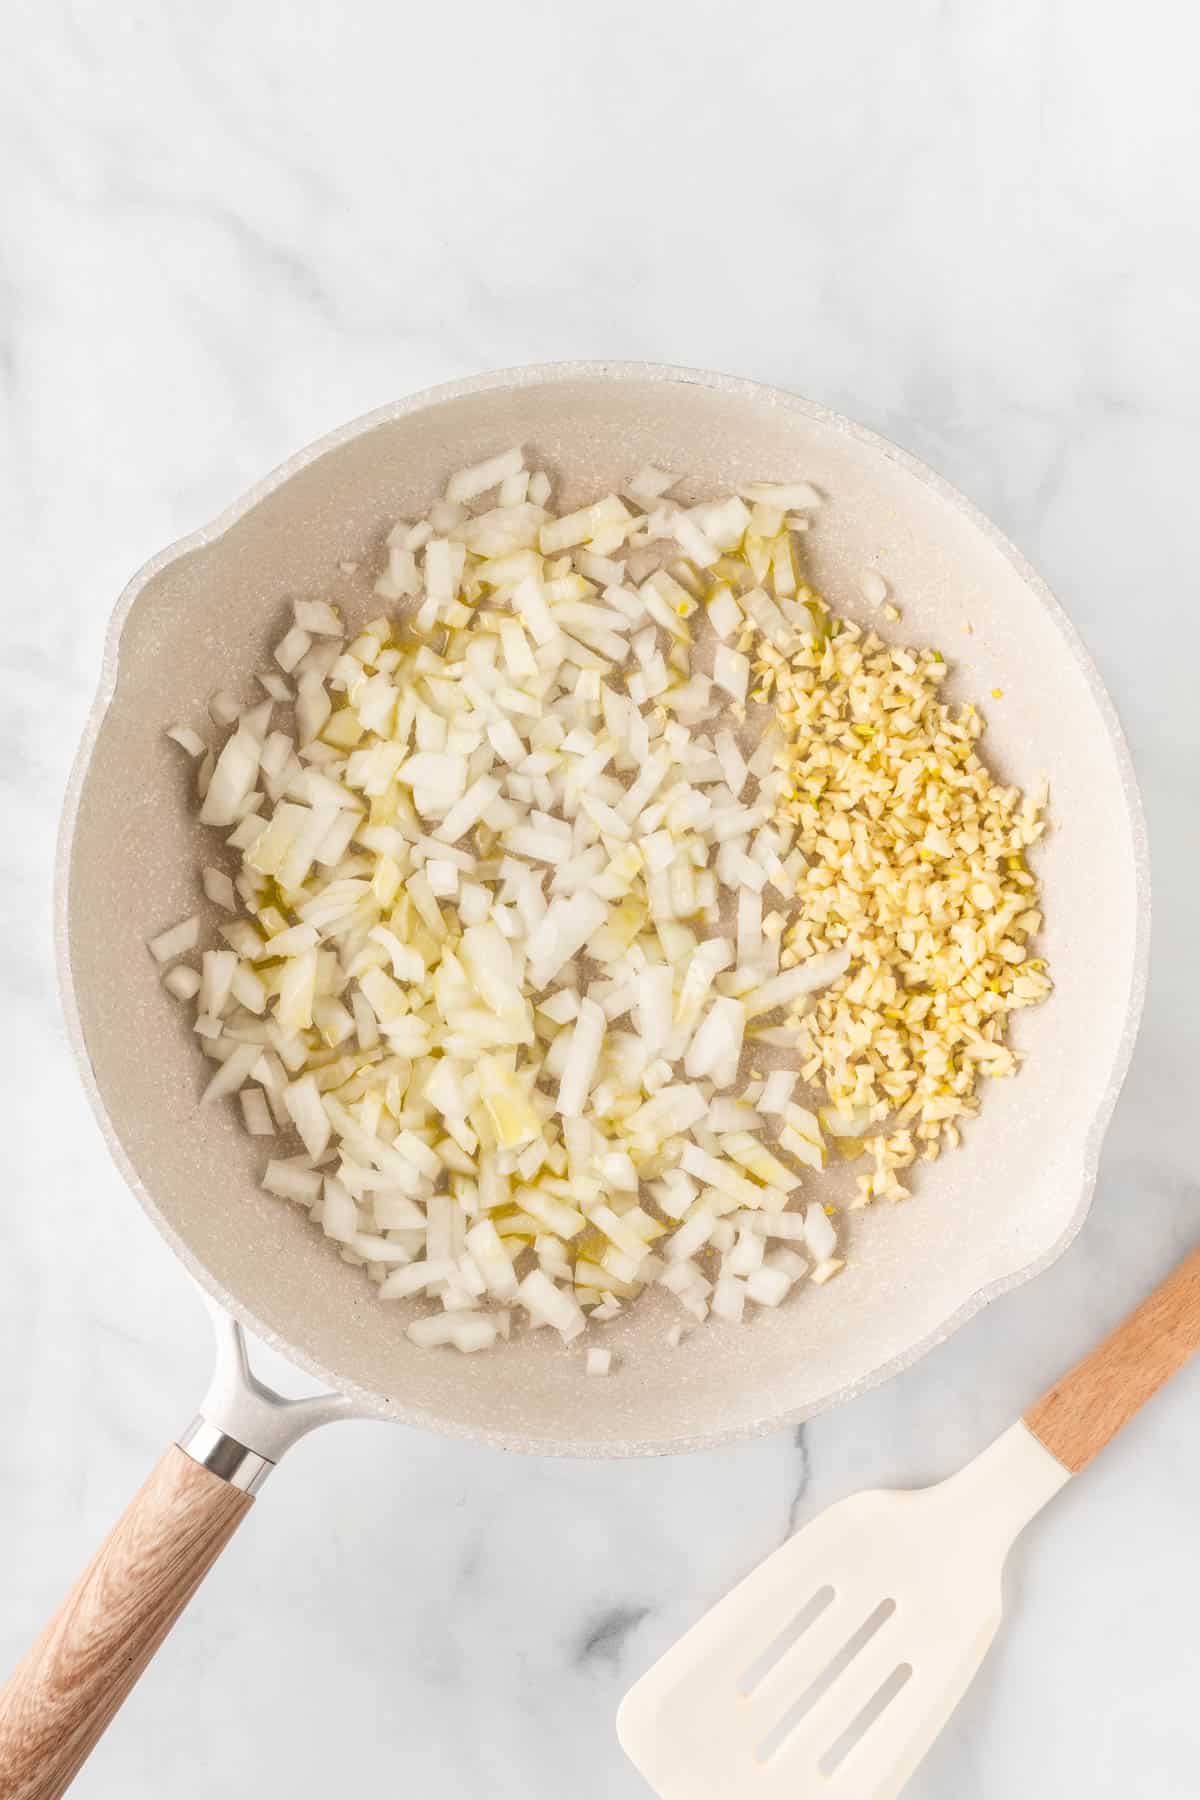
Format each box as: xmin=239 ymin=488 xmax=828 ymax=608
xmin=0 ymin=1306 xmax=362 ymax=1800
xmin=0 ymin=1443 xmax=254 ymax=1800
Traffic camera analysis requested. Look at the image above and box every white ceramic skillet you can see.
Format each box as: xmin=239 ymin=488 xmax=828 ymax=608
xmin=0 ymin=364 xmax=1148 ymax=1799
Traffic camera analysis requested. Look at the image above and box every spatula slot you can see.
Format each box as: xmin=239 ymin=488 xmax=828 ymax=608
xmin=737 ymin=1584 xmax=836 ymax=1696
xmin=754 ymin=1596 xmax=897 ymax=1762
xmin=818 ymin=1660 xmax=913 ymax=1777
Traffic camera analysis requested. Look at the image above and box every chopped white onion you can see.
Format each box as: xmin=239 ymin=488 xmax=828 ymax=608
xmin=445 ymin=447 xmax=524 ymax=505
xmin=149 ymin=915 xmax=200 ymax=964
xmin=156 ymin=456 xmax=872 ymax=1364
xmin=556 ymin=997 xmax=606 ymax=1118
xmin=167 ymin=724 xmax=207 ymax=758
xmin=163 ymin=964 xmax=201 ymax=1001
xmin=744 ymin=947 xmax=852 ymax=1018
xmin=712 ymin=645 xmax=749 ymax=704
xmin=804 ymin=1203 xmax=838 ymax=1262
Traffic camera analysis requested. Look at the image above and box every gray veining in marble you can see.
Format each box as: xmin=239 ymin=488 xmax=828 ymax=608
xmin=1 ymin=2 xmax=1198 ymax=1795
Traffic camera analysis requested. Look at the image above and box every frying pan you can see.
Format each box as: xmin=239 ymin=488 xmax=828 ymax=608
xmin=0 ymin=364 xmax=1148 ymax=1797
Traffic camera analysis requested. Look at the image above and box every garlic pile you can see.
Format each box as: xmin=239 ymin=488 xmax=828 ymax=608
xmin=751 ymin=624 xmax=1050 ymax=1202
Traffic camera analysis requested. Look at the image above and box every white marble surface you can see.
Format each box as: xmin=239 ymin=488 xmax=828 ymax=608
xmin=1 ymin=3 xmax=1197 ymax=1794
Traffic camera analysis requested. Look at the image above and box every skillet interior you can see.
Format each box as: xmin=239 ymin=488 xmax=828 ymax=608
xmin=60 ymin=366 xmax=1147 ymax=1454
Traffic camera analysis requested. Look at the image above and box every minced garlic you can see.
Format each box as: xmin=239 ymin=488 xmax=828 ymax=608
xmin=749 ymin=612 xmax=1050 ymax=1204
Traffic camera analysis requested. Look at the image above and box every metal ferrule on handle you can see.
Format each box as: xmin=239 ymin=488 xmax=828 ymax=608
xmin=176 ymin=1418 xmax=273 ymax=1496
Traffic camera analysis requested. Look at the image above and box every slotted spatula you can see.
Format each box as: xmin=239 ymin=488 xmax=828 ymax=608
xmin=619 ymin=1247 xmax=1200 ymax=1799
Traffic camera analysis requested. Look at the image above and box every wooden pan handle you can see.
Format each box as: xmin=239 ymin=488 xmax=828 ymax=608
xmin=1025 ymin=1247 xmax=1200 ymax=1474
xmin=0 ymin=1445 xmax=252 ymax=1800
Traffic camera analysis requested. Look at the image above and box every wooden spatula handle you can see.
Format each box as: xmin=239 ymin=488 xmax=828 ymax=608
xmin=1025 ymin=1247 xmax=1200 ymax=1474
xmin=0 ymin=1445 xmax=252 ymax=1800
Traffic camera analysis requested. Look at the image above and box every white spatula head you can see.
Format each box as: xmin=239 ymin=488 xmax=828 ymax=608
xmin=618 ymin=1424 xmax=1068 ymax=1800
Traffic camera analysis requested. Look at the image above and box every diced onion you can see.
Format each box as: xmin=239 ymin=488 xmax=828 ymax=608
xmin=167 ymin=725 xmax=207 ymax=758
xmin=149 ymin=915 xmax=199 ymax=964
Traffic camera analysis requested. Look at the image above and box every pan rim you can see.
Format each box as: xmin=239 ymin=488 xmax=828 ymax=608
xmin=54 ymin=360 xmax=1152 ymax=1458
